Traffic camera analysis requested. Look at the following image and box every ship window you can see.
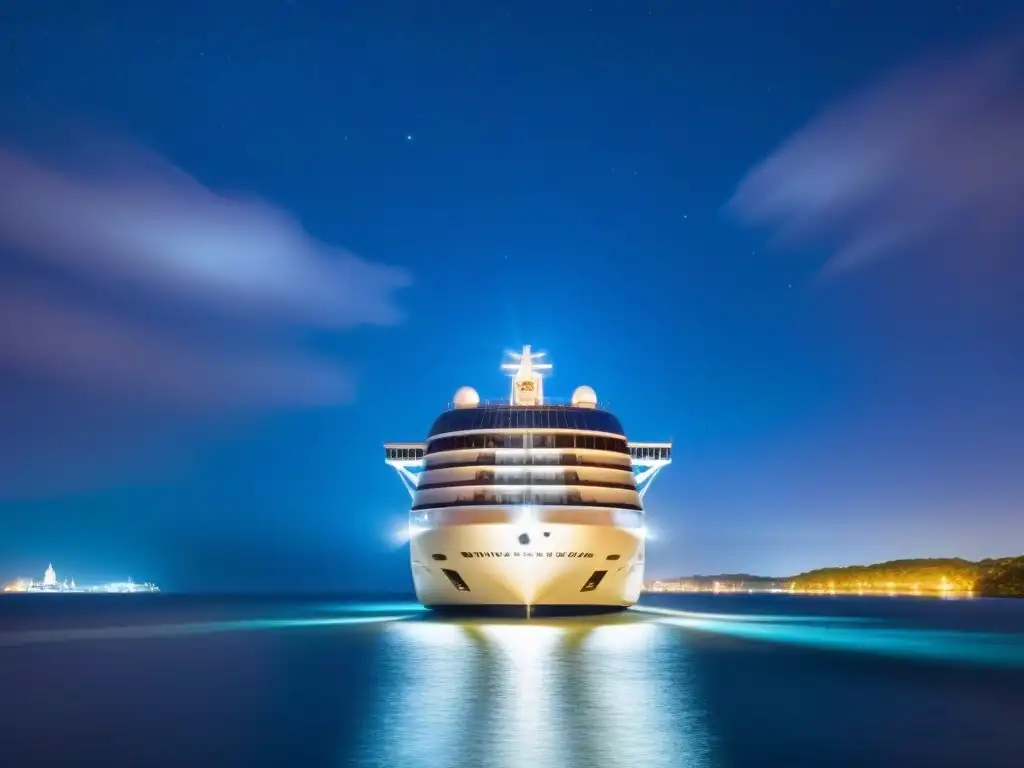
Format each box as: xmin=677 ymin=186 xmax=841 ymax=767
xmin=428 ymin=431 xmax=630 ymax=457
xmin=606 ymin=554 xmax=621 ymax=561
xmin=581 ymin=571 xmax=608 ymax=592
xmin=442 ymin=569 xmax=471 ymax=592
xmin=432 ymin=554 xmax=448 ymax=561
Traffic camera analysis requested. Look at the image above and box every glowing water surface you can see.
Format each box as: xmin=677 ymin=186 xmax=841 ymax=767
xmin=0 ymin=594 xmax=1022 ymax=767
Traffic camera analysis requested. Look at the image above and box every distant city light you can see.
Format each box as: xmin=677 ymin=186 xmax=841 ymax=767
xmin=3 ymin=563 xmax=158 ymax=594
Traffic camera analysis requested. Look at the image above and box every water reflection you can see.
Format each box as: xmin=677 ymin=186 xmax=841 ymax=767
xmin=0 ymin=613 xmax=408 ymax=647
xmin=636 ymin=605 xmax=1024 ymax=669
xmin=579 ymin=622 xmax=712 ymax=766
xmin=362 ymin=614 xmax=713 ymax=768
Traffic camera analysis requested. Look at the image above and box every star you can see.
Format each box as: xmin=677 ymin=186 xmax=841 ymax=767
xmin=405 ymin=134 xmax=413 ymax=141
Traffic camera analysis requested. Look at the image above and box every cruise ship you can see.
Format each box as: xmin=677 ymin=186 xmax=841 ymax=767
xmin=384 ymin=346 xmax=671 ymax=616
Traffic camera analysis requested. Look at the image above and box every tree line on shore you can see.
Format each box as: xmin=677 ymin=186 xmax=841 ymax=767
xmin=672 ymin=556 xmax=1024 ymax=597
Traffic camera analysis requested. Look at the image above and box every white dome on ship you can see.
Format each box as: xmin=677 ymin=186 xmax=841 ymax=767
xmin=453 ymin=386 xmax=480 ymax=409
xmin=571 ymin=385 xmax=598 ymax=408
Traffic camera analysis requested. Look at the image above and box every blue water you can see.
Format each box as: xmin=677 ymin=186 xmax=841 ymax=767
xmin=1 ymin=593 xmax=1023 ymax=767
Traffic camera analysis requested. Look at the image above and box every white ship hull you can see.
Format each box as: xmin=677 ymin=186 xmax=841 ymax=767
xmin=409 ymin=516 xmax=645 ymax=615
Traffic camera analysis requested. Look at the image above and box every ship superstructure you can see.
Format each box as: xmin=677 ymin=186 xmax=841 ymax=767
xmin=384 ymin=346 xmax=671 ymax=616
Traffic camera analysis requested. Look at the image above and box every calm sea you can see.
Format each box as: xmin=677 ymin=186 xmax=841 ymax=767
xmin=1 ymin=593 xmax=1023 ymax=767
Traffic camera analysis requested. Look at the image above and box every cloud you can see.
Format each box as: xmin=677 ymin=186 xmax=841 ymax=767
xmin=0 ymin=132 xmax=410 ymax=497
xmin=728 ymin=39 xmax=1024 ymax=277
xmin=0 ymin=287 xmax=353 ymax=408
xmin=0 ymin=136 xmax=410 ymax=407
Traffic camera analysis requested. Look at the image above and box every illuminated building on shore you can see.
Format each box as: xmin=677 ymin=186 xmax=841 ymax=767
xmin=3 ymin=563 xmax=159 ymax=594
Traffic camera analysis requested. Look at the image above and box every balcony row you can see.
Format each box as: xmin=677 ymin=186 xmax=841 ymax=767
xmin=410 ymin=506 xmax=645 ymax=530
xmin=412 ymin=488 xmax=642 ymax=512
xmin=425 ymin=452 xmax=633 ymax=473
xmin=416 ymin=470 xmax=637 ymax=492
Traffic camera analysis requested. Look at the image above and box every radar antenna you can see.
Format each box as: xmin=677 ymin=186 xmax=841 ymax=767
xmin=502 ymin=345 xmax=551 ymax=406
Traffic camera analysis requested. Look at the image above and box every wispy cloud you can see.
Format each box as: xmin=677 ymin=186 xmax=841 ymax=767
xmin=728 ymin=39 xmax=1024 ymax=277
xmin=0 ymin=288 xmax=354 ymax=408
xmin=0 ymin=132 xmax=410 ymax=497
xmin=0 ymin=136 xmax=410 ymax=406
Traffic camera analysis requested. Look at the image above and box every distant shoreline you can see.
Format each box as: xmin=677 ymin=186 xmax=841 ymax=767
xmin=648 ymin=555 xmax=1024 ymax=598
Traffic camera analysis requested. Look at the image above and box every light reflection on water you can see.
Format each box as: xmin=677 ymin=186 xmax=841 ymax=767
xmin=3 ymin=596 xmax=1024 ymax=766
xmin=580 ymin=622 xmax=713 ymax=766
xmin=354 ymin=601 xmax=1024 ymax=766
xmin=0 ymin=613 xmax=408 ymax=647
xmin=635 ymin=605 xmax=1024 ymax=669
xmin=362 ymin=615 xmax=713 ymax=768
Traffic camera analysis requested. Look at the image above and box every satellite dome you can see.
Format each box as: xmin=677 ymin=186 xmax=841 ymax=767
xmin=453 ymin=386 xmax=480 ymax=409
xmin=571 ymin=385 xmax=598 ymax=408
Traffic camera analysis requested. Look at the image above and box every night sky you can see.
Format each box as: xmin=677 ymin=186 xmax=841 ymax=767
xmin=1 ymin=1 xmax=1022 ymax=591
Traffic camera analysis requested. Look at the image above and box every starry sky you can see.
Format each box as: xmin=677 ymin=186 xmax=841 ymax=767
xmin=1 ymin=0 xmax=1023 ymax=590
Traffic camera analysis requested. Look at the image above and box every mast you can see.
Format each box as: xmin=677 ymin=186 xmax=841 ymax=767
xmin=501 ymin=345 xmax=552 ymax=406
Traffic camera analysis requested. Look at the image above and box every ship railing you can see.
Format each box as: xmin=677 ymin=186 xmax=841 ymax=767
xmin=442 ymin=398 xmax=613 ymax=411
